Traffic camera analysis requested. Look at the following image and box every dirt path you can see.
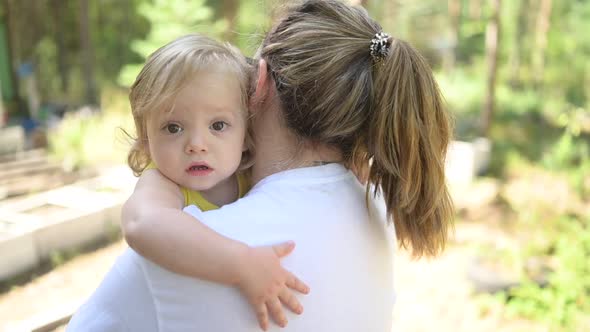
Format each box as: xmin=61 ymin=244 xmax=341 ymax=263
xmin=0 ymin=240 xmax=127 ymax=331
xmin=0 ymin=224 xmax=544 ymax=332
xmin=394 ymin=244 xmax=545 ymax=332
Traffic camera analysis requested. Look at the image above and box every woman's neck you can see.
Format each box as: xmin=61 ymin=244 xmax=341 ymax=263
xmin=250 ymin=112 xmax=343 ymax=185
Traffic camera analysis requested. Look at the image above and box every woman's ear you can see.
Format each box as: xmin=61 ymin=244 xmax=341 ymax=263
xmin=249 ymin=59 xmax=270 ymax=111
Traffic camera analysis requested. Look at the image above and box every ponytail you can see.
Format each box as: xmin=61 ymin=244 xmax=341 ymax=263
xmin=260 ymin=0 xmax=453 ymax=257
xmin=368 ymin=39 xmax=454 ymax=258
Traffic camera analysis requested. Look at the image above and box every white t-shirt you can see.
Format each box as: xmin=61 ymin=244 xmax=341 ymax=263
xmin=68 ymin=164 xmax=396 ymax=332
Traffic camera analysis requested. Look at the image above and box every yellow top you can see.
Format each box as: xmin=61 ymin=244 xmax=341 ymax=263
xmin=144 ymin=163 xmax=249 ymax=212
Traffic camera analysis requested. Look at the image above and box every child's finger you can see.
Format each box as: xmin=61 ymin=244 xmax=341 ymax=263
xmin=266 ymin=298 xmax=287 ymax=328
xmin=256 ymin=304 xmax=269 ymax=331
xmin=271 ymin=241 xmax=296 ymax=258
xmin=286 ymin=272 xmax=309 ymax=294
xmin=278 ymin=288 xmax=303 ymax=315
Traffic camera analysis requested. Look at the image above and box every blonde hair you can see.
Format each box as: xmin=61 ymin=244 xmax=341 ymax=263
xmin=127 ymin=34 xmax=254 ymax=176
xmin=261 ymin=0 xmax=454 ymax=257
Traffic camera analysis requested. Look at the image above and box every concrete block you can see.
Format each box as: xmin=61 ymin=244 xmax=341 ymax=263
xmin=0 ymin=126 xmax=25 ymax=155
xmin=32 ymin=207 xmax=106 ymax=260
xmin=0 ymin=229 xmax=39 ymax=280
xmin=446 ymin=138 xmax=491 ymax=186
xmin=44 ymin=185 xmax=125 ymax=239
xmin=103 ymin=203 xmax=123 ymax=233
xmin=0 ymin=166 xmax=135 ymax=281
xmin=45 ymin=186 xmax=119 ymax=211
xmin=5 ymin=300 xmax=79 ymax=332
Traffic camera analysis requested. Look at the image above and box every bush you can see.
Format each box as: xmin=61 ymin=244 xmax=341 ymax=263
xmin=48 ymin=87 xmax=134 ymax=170
xmin=504 ymin=216 xmax=590 ymax=331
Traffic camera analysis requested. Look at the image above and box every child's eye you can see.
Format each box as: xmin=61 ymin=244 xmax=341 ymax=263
xmin=210 ymin=121 xmax=228 ymax=132
xmin=165 ymin=123 xmax=182 ymax=134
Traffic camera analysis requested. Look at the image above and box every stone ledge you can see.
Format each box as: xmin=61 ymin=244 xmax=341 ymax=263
xmin=4 ymin=300 xmax=79 ymax=332
xmin=446 ymin=137 xmax=491 ymax=186
xmin=0 ymin=229 xmax=38 ymax=281
xmin=0 ymin=165 xmax=135 ymax=281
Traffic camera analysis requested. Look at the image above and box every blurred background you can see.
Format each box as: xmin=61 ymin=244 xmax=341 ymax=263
xmin=0 ymin=0 xmax=588 ymax=331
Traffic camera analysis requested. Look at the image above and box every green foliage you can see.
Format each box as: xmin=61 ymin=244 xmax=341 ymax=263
xmin=544 ymin=1 xmax=590 ymax=109
xmin=34 ymin=37 xmax=61 ymax=100
xmin=437 ymin=68 xmax=545 ymax=142
xmin=437 ymin=69 xmax=485 ymax=116
xmin=47 ymin=88 xmax=133 ymax=170
xmin=436 ymin=69 xmax=484 ymax=140
xmin=541 ymin=105 xmax=590 ymax=196
xmin=117 ymin=0 xmax=227 ymax=86
xmin=234 ymin=0 xmax=273 ymax=55
xmin=5 ymin=0 xmax=150 ymax=104
xmin=544 ymin=132 xmax=590 ymax=173
xmin=504 ymin=217 xmax=590 ymax=331
xmin=90 ymin=0 xmax=151 ymax=80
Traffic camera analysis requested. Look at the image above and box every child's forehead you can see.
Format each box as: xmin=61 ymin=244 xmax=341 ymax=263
xmin=146 ymin=66 xmax=247 ymax=120
xmin=156 ymin=96 xmax=244 ymax=118
xmin=181 ymin=71 xmax=245 ymax=105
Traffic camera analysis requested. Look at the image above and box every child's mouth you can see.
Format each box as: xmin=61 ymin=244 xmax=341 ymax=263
xmin=189 ymin=165 xmax=209 ymax=171
xmin=186 ymin=163 xmax=213 ymax=175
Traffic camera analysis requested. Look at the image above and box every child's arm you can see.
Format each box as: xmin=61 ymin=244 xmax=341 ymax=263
xmin=122 ymin=170 xmax=309 ymax=330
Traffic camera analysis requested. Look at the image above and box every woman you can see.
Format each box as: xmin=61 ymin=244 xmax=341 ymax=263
xmin=68 ymin=1 xmax=453 ymax=331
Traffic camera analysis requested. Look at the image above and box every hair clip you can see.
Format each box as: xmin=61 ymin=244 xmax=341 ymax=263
xmin=370 ymin=32 xmax=392 ymax=62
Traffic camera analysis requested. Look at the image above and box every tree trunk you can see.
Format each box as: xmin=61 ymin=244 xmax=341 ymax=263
xmin=481 ymin=0 xmax=501 ymax=137
xmin=79 ymin=0 xmax=97 ymax=105
xmin=51 ymin=0 xmax=68 ymax=93
xmin=532 ymin=0 xmax=552 ymax=86
xmin=444 ymin=0 xmax=461 ymax=73
xmin=509 ymin=0 xmax=526 ymax=87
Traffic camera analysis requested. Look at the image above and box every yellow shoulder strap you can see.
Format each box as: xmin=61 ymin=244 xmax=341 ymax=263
xmin=181 ymin=187 xmax=219 ymax=211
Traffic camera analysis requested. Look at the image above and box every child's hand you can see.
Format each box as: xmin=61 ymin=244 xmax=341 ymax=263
xmin=237 ymin=241 xmax=309 ymax=331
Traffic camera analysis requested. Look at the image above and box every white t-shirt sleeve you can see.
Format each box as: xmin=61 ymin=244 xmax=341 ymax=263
xmin=67 ymin=250 xmax=158 ymax=332
xmin=67 ymin=304 xmax=126 ymax=332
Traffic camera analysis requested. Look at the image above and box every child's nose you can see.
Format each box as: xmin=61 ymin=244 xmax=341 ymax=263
xmin=185 ymin=134 xmax=208 ymax=154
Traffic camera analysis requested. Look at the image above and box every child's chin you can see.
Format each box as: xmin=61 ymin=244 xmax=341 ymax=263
xmin=186 ymin=184 xmax=211 ymax=192
xmin=185 ymin=181 xmax=216 ymax=192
